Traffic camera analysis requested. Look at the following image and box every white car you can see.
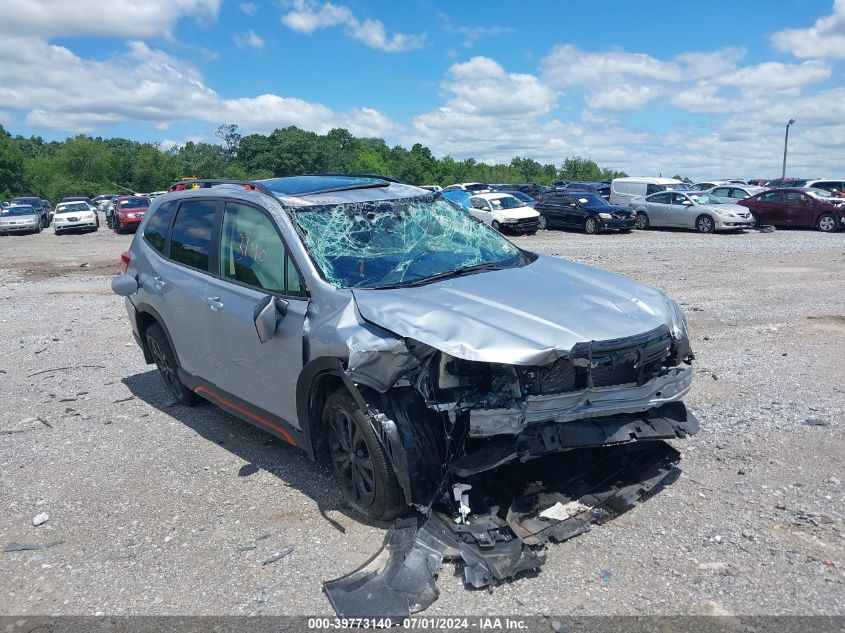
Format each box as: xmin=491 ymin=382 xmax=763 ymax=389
xmin=468 ymin=193 xmax=540 ymax=234
xmin=443 ymin=182 xmax=491 ymax=193
xmin=419 ymin=185 xmax=442 ymax=193
xmin=706 ymin=184 xmax=765 ymax=203
xmin=53 ymin=201 xmax=99 ymax=235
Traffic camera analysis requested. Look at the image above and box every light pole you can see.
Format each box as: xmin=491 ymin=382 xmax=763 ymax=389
xmin=782 ymin=118 xmax=796 ymax=179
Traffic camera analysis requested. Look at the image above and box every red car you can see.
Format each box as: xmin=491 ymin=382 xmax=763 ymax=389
xmin=738 ymin=188 xmax=844 ymax=232
xmin=111 ymin=196 xmax=151 ymax=233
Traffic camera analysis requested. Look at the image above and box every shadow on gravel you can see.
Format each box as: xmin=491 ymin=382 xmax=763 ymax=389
xmin=122 ymin=369 xmax=389 ymax=532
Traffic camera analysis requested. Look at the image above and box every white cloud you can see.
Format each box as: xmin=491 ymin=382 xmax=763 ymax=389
xmin=771 ymin=0 xmax=845 ymax=58
xmin=239 ymin=2 xmax=258 ymax=16
xmin=0 ymin=37 xmax=399 ymax=138
xmin=281 ymin=0 xmax=424 ymax=52
xmin=585 ymin=85 xmax=660 ymax=111
xmin=0 ymin=0 xmax=220 ymax=39
xmin=235 ymin=30 xmax=264 ymax=50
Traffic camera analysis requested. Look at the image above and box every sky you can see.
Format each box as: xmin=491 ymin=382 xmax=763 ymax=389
xmin=0 ymin=0 xmax=843 ymax=180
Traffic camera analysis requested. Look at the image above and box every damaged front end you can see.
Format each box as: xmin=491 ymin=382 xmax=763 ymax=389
xmin=326 ymin=310 xmax=698 ymax=618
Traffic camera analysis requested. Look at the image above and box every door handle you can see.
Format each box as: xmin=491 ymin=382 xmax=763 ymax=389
xmin=152 ymin=275 xmax=165 ymax=290
xmin=206 ymin=296 xmax=224 ymax=311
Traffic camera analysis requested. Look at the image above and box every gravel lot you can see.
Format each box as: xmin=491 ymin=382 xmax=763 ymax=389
xmin=1 ymin=218 xmax=843 ymax=616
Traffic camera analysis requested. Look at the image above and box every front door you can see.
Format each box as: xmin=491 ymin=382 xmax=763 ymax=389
xmin=645 ymin=192 xmax=672 ymax=225
xmin=199 ymin=200 xmax=309 ymax=428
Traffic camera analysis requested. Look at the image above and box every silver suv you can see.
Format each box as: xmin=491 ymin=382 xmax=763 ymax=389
xmin=112 ymin=176 xmax=698 ymax=521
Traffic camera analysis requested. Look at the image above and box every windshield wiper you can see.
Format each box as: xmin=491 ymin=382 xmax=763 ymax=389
xmin=372 ymin=262 xmax=507 ymax=289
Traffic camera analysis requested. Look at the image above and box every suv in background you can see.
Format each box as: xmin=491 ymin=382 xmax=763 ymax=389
xmin=110 ymin=196 xmax=151 ymax=233
xmin=112 ymin=175 xmax=697 ymax=521
xmin=804 ymin=179 xmax=845 ymax=197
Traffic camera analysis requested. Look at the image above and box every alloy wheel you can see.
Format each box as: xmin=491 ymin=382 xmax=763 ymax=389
xmin=818 ymin=215 xmax=836 ymax=232
xmin=697 ymin=216 xmax=714 ymax=233
xmin=148 ymin=336 xmax=182 ymax=400
xmin=328 ymin=410 xmax=376 ymax=506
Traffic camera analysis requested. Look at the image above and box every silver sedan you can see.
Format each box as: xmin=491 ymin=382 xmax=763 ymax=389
xmin=0 ymin=205 xmax=42 ymax=234
xmin=630 ymin=191 xmax=755 ymax=233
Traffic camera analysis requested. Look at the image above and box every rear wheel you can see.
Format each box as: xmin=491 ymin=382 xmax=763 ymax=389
xmin=584 ymin=217 xmax=599 ymax=234
xmin=635 ymin=211 xmax=649 ymax=229
xmin=817 ymin=213 xmax=837 ymax=233
xmin=146 ymin=323 xmax=198 ymax=406
xmin=696 ymin=214 xmax=715 ymax=233
xmin=537 ymin=214 xmax=547 ymax=230
xmin=324 ymin=389 xmax=404 ymax=521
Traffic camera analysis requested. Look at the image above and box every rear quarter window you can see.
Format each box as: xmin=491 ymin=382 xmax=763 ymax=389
xmin=169 ymin=200 xmax=217 ymax=271
xmin=142 ymin=201 xmax=177 ymax=254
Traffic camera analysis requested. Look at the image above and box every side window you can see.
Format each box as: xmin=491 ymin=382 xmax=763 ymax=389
xmin=562 ymin=195 xmax=577 ymax=206
xmin=672 ymin=193 xmax=688 ymax=205
xmin=169 ymin=200 xmax=217 ymax=271
xmin=143 ymin=201 xmax=176 ymax=254
xmin=219 ymin=202 xmax=306 ymax=297
xmin=784 ymin=192 xmax=800 ymax=203
xmin=729 ymin=188 xmax=748 ymax=199
xmin=650 ymin=192 xmax=671 ymax=204
xmin=646 ymin=184 xmax=662 ymax=195
xmin=760 ymin=191 xmax=783 ymax=202
xmin=712 ymin=187 xmax=730 ymax=197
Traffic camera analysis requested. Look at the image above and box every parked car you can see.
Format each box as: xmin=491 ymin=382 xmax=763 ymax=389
xmin=535 ymin=190 xmax=636 ymax=234
xmin=738 ymin=188 xmax=844 ymax=232
xmin=11 ymin=196 xmax=49 ymax=227
xmin=93 ymin=194 xmax=118 ymax=210
xmin=554 ymin=181 xmax=611 ymax=202
xmin=0 ymin=204 xmax=42 ymax=234
xmin=440 ymin=189 xmax=472 ymax=210
xmin=767 ymin=178 xmax=808 ymax=188
xmin=630 ymin=191 xmax=755 ymax=233
xmin=111 ymin=175 xmax=697 ymax=520
xmin=40 ymin=199 xmax=53 ymax=224
xmin=747 ymin=179 xmax=769 ymax=187
xmin=493 ymin=190 xmax=537 ymax=208
xmin=468 ymin=193 xmax=540 ymax=234
xmin=489 ymin=183 xmax=549 ymax=201
xmin=692 ymin=180 xmax=732 ymax=191
xmin=610 ymin=178 xmax=688 ymax=207
xmin=442 ymin=182 xmax=490 ymax=193
xmin=706 ymin=184 xmax=765 ymax=203
xmin=803 ymin=179 xmax=845 ymax=196
xmin=111 ymin=196 xmax=151 ymax=233
xmin=62 ymin=196 xmax=94 ymax=205
xmin=53 ymin=201 xmax=99 ymax=234
xmin=419 ymin=185 xmax=442 ymax=193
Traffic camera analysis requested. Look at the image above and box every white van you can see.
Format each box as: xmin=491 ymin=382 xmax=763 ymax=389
xmin=610 ymin=177 xmax=689 ymax=207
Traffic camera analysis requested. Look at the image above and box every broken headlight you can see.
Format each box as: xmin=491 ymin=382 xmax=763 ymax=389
xmin=665 ymin=297 xmax=690 ymax=341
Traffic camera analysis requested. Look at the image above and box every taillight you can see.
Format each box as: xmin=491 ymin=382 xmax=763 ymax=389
xmin=120 ymin=251 xmax=131 ymax=273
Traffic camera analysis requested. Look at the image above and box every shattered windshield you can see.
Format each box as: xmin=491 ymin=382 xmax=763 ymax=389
xmin=293 ymin=197 xmax=528 ymax=289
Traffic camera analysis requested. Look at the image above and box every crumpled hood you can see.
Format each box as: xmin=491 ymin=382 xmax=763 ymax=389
xmin=352 ymin=254 xmax=675 ymax=366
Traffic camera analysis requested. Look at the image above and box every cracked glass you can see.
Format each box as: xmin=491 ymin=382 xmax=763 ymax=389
xmin=293 ymin=197 xmax=525 ymax=289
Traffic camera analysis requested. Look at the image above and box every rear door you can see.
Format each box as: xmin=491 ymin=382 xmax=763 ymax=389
xmin=753 ymin=190 xmax=784 ymax=224
xmin=644 ymin=192 xmax=671 ymax=225
xmin=535 ymin=193 xmax=565 ymax=226
xmin=136 ymin=198 xmax=220 ymax=376
xmin=199 ymin=200 xmax=309 ymax=428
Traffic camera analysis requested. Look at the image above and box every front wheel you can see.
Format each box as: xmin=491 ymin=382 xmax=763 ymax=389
xmin=635 ymin=211 xmax=649 ymax=229
xmin=696 ymin=214 xmax=715 ymax=233
xmin=817 ymin=213 xmax=837 ymax=233
xmin=146 ymin=323 xmax=198 ymax=406
xmin=323 ymin=389 xmax=404 ymax=521
xmin=584 ymin=217 xmax=599 ymax=234
xmin=537 ymin=214 xmax=547 ymax=230
xmin=35 ymin=220 xmax=42 ymax=233
xmin=491 ymin=220 xmax=501 ymax=232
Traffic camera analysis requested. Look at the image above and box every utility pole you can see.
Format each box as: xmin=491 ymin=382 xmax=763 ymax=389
xmin=782 ymin=119 xmax=796 ymax=179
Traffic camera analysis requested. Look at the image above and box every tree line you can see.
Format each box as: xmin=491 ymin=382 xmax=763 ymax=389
xmin=0 ymin=123 xmax=628 ymax=201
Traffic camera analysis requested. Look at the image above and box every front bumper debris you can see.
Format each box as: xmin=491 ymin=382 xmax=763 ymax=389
xmin=324 ymin=441 xmax=682 ymax=621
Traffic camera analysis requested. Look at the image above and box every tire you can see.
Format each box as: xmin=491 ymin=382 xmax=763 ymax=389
xmin=54 ymin=229 xmax=60 ymax=236
xmin=537 ymin=214 xmax=547 ymax=230
xmin=817 ymin=213 xmax=837 ymax=233
xmin=635 ymin=211 xmax=649 ymax=229
xmin=146 ymin=323 xmax=198 ymax=406
xmin=115 ymin=219 xmax=124 ymax=234
xmin=584 ymin=217 xmax=599 ymax=234
xmin=750 ymin=212 xmax=760 ymax=228
xmin=491 ymin=220 xmax=501 ymax=232
xmin=35 ymin=220 xmax=42 ymax=233
xmin=323 ymin=389 xmax=404 ymax=521
xmin=696 ymin=214 xmax=715 ymax=233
